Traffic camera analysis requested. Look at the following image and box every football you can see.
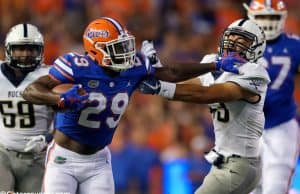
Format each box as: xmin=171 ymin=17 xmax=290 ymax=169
xmin=52 ymin=84 xmax=87 ymax=95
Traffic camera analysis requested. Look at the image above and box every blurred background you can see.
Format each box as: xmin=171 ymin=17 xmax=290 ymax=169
xmin=0 ymin=0 xmax=300 ymax=193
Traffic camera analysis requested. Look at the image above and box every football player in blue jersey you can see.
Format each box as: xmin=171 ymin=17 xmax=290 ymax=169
xmin=244 ymin=0 xmax=300 ymax=194
xmin=22 ymin=17 xmax=244 ymax=194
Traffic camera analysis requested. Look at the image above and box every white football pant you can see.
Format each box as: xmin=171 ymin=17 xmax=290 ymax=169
xmin=42 ymin=141 xmax=114 ymax=194
xmin=252 ymin=118 xmax=300 ymax=194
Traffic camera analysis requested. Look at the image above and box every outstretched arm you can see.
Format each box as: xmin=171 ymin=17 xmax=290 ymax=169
xmin=141 ymin=40 xmax=243 ymax=82
xmin=154 ymin=55 xmax=243 ymax=82
xmin=173 ymin=82 xmax=259 ymax=103
xmin=138 ymin=77 xmax=260 ymax=103
xmin=154 ymin=61 xmax=216 ymax=82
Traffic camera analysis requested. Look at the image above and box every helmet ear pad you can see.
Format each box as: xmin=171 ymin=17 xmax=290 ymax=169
xmin=86 ymin=43 xmax=108 ymax=66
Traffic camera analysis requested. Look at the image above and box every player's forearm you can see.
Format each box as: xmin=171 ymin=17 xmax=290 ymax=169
xmin=172 ymin=84 xmax=216 ymax=103
xmin=173 ymin=83 xmax=241 ymax=103
xmin=23 ymin=83 xmax=60 ymax=105
xmin=156 ymin=62 xmax=216 ymax=82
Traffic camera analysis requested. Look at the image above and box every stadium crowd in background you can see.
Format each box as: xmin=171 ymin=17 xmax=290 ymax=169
xmin=0 ymin=0 xmax=300 ymax=193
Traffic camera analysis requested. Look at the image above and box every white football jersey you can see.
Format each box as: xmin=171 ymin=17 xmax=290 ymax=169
xmin=0 ymin=62 xmax=53 ymax=152
xmin=200 ymin=61 xmax=270 ymax=157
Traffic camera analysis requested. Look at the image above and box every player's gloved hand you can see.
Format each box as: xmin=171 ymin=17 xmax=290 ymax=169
xmin=57 ymin=85 xmax=89 ymax=112
xmin=138 ymin=76 xmax=176 ymax=99
xmin=141 ymin=40 xmax=163 ymax=67
xmin=24 ymin=135 xmax=47 ymax=153
xmin=138 ymin=76 xmax=161 ymax=95
xmin=215 ymin=52 xmax=246 ymax=74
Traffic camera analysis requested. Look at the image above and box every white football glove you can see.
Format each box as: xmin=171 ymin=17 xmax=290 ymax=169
xmin=200 ymin=53 xmax=218 ymax=64
xmin=24 ymin=135 xmax=47 ymax=153
xmin=141 ymin=40 xmax=163 ymax=68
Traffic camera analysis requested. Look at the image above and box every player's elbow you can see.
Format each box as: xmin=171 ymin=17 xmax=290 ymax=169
xmin=22 ymin=85 xmax=47 ymax=105
xmin=22 ymin=85 xmax=34 ymax=101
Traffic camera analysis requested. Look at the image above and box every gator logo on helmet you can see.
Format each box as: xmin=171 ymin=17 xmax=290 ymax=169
xmin=86 ymin=28 xmax=109 ymax=39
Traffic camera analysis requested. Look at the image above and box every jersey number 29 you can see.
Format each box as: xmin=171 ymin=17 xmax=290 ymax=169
xmin=78 ymin=92 xmax=129 ymax=129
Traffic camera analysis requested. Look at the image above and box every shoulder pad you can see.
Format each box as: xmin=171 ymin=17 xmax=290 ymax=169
xmin=224 ymin=62 xmax=270 ymax=94
xmin=238 ymin=62 xmax=270 ymax=83
xmin=286 ymin=33 xmax=300 ymax=41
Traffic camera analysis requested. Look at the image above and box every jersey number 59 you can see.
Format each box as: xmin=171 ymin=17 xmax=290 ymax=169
xmin=0 ymin=101 xmax=35 ymax=128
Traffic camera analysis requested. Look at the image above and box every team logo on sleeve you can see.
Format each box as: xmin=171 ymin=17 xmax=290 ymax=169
xmin=250 ymin=80 xmax=260 ymax=90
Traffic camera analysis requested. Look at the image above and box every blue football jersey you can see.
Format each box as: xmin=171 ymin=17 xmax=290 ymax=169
xmin=262 ymin=33 xmax=300 ymax=129
xmin=49 ymin=52 xmax=154 ymax=147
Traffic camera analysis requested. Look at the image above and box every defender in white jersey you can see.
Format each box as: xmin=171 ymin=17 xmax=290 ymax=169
xmin=245 ymin=1 xmax=300 ymax=194
xmin=139 ymin=19 xmax=270 ymax=194
xmin=0 ymin=23 xmax=53 ymax=192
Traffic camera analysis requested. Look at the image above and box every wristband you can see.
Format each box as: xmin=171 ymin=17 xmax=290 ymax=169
xmin=158 ymin=81 xmax=176 ymax=99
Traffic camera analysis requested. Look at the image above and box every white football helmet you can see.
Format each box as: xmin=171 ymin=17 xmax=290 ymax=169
xmin=244 ymin=0 xmax=287 ymax=41
xmin=218 ymin=19 xmax=266 ymax=62
xmin=5 ymin=23 xmax=44 ymax=71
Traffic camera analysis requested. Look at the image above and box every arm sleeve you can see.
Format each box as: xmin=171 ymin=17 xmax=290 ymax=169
xmin=49 ymin=54 xmax=75 ymax=83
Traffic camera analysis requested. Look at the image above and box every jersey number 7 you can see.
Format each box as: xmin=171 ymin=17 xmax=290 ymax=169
xmin=261 ymin=56 xmax=291 ymax=90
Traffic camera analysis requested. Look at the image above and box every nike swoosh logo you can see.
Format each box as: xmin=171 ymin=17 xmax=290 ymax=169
xmin=143 ymin=82 xmax=158 ymax=90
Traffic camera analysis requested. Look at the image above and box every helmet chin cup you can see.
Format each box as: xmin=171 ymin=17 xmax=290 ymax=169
xmin=10 ymin=55 xmax=42 ymax=71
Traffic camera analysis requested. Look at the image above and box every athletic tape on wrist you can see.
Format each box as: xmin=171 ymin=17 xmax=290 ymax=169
xmin=158 ymin=81 xmax=176 ymax=99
